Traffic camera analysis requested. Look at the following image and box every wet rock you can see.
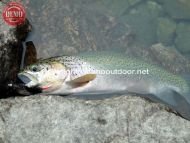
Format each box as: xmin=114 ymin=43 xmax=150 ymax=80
xmin=0 ymin=1 xmax=31 ymax=97
xmin=156 ymin=0 xmax=190 ymax=20
xmin=175 ymin=23 xmax=190 ymax=55
xmin=0 ymin=95 xmax=190 ymax=143
xmin=157 ymin=17 xmax=176 ymax=46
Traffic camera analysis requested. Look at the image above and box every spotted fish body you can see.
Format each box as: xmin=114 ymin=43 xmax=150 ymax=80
xmin=77 ymin=52 xmax=189 ymax=93
xmin=18 ymin=51 xmax=190 ymax=120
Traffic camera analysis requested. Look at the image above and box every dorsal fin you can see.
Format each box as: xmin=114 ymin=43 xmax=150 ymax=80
xmin=24 ymin=41 xmax=37 ymax=66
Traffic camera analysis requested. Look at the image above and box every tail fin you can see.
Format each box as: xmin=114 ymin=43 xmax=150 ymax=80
xmin=151 ymin=89 xmax=190 ymax=120
xmin=181 ymin=74 xmax=190 ymax=104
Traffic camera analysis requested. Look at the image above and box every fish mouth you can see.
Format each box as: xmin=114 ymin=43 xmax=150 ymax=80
xmin=17 ymin=72 xmax=38 ymax=87
xmin=39 ymin=84 xmax=52 ymax=91
xmin=18 ymin=73 xmax=52 ymax=91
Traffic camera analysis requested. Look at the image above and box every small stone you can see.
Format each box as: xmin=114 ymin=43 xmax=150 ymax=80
xmin=157 ymin=17 xmax=176 ymax=46
xmin=175 ymin=23 xmax=190 ymax=54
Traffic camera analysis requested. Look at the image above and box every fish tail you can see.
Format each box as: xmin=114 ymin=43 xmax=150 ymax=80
xmin=181 ymin=74 xmax=190 ymax=102
xmin=153 ymin=89 xmax=190 ymax=120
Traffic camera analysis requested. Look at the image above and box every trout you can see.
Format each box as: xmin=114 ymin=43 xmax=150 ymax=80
xmin=18 ymin=51 xmax=190 ymax=120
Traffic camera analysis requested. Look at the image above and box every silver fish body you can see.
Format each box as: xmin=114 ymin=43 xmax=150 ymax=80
xmin=18 ymin=51 xmax=190 ymax=120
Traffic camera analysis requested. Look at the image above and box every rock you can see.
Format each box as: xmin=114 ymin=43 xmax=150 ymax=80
xmin=121 ymin=1 xmax=163 ymax=48
xmin=128 ymin=0 xmax=142 ymax=6
xmin=0 ymin=95 xmax=190 ymax=143
xmin=22 ymin=0 xmax=190 ymax=60
xmin=157 ymin=17 xmax=176 ymax=46
xmin=175 ymin=23 xmax=190 ymax=55
xmin=156 ymin=0 xmax=190 ymax=20
xmin=0 ymin=1 xmax=31 ymax=98
xmin=149 ymin=43 xmax=190 ymax=74
xmin=97 ymin=0 xmax=130 ymax=17
xmin=23 ymin=0 xmax=133 ymax=58
xmin=96 ymin=0 xmax=142 ymax=17
xmin=125 ymin=43 xmax=190 ymax=74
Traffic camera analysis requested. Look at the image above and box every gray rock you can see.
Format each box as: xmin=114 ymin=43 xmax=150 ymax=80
xmin=96 ymin=0 xmax=142 ymax=17
xmin=121 ymin=1 xmax=163 ymax=48
xmin=96 ymin=0 xmax=130 ymax=17
xmin=175 ymin=23 xmax=190 ymax=55
xmin=125 ymin=43 xmax=190 ymax=74
xmin=157 ymin=17 xmax=176 ymax=46
xmin=0 ymin=95 xmax=190 ymax=143
xmin=23 ymin=0 xmax=132 ymax=58
xmin=149 ymin=43 xmax=190 ymax=74
xmin=156 ymin=0 xmax=190 ymax=20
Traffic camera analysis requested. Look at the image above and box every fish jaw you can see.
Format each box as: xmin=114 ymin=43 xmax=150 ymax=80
xmin=18 ymin=72 xmax=39 ymax=88
xmin=18 ymin=72 xmax=64 ymax=92
xmin=38 ymin=80 xmax=65 ymax=92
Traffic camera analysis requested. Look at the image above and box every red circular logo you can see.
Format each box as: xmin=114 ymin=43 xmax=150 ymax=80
xmin=2 ymin=2 xmax=26 ymax=26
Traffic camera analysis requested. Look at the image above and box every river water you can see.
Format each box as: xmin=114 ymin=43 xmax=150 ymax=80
xmin=21 ymin=0 xmax=190 ymax=60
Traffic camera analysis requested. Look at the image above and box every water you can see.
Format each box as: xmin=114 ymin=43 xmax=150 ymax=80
xmin=21 ymin=0 xmax=190 ymax=59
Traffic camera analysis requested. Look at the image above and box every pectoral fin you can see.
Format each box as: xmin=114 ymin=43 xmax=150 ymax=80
xmin=70 ymin=74 xmax=96 ymax=83
xmin=67 ymin=74 xmax=96 ymax=88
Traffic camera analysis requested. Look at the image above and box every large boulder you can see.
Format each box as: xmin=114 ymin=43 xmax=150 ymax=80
xmin=0 ymin=1 xmax=31 ymax=98
xmin=156 ymin=0 xmax=190 ymax=20
xmin=120 ymin=1 xmax=163 ymax=48
xmin=0 ymin=95 xmax=190 ymax=143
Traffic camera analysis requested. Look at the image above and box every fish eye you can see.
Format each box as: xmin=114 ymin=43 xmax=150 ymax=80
xmin=30 ymin=65 xmax=40 ymax=72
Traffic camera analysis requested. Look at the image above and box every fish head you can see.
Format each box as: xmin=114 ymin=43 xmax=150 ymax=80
xmin=18 ymin=61 xmax=68 ymax=92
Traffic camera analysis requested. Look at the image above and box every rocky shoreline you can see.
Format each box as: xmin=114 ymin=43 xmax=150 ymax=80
xmin=1 ymin=95 xmax=190 ymax=143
